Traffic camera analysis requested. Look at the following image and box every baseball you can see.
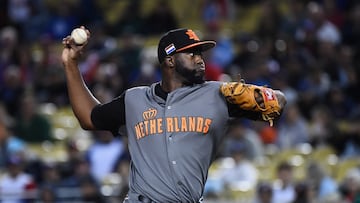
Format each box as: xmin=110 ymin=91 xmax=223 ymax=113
xmin=71 ymin=28 xmax=87 ymax=45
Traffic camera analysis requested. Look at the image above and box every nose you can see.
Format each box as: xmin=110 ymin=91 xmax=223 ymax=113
xmin=194 ymin=54 xmax=204 ymax=65
xmin=196 ymin=59 xmax=205 ymax=67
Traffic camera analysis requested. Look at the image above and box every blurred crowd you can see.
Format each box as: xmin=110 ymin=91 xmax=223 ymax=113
xmin=1 ymin=0 xmax=360 ymax=202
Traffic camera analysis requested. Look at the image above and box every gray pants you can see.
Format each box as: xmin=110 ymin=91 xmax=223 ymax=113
xmin=123 ymin=192 xmax=204 ymax=203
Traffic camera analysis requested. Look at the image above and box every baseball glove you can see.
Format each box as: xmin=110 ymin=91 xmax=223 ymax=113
xmin=220 ymin=81 xmax=282 ymax=126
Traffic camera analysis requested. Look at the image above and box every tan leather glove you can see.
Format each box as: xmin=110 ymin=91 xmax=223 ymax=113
xmin=220 ymin=82 xmax=285 ymax=126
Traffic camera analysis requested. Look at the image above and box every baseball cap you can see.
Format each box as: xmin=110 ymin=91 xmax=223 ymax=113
xmin=157 ymin=28 xmax=216 ymax=63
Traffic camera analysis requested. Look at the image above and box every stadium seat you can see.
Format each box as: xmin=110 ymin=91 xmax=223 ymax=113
xmin=308 ymin=145 xmax=338 ymax=177
xmin=334 ymin=158 xmax=360 ymax=183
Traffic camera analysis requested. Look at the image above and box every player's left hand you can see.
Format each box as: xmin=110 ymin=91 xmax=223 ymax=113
xmin=61 ymin=26 xmax=90 ymax=68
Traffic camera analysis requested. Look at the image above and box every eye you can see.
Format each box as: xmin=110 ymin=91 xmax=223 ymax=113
xmin=186 ymin=51 xmax=202 ymax=57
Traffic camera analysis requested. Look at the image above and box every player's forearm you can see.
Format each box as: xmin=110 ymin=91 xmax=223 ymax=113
xmin=64 ymin=62 xmax=100 ymax=130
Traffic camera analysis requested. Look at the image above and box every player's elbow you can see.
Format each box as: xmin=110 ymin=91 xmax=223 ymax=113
xmin=78 ymin=119 xmax=96 ymax=130
xmin=80 ymin=123 xmax=95 ymax=131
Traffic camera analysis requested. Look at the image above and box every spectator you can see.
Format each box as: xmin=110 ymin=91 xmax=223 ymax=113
xmin=0 ymin=64 xmax=24 ymax=117
xmin=14 ymin=93 xmax=53 ymax=143
xmin=342 ymin=4 xmax=360 ymax=99
xmin=253 ymin=182 xmax=273 ymax=203
xmin=307 ymin=105 xmax=338 ymax=148
xmin=280 ymin=0 xmax=306 ymax=39
xmin=306 ymin=1 xmax=341 ymax=45
xmin=337 ymin=45 xmax=359 ymax=101
xmin=111 ymin=0 xmax=143 ymax=36
xmin=291 ymin=181 xmax=318 ymax=203
xmin=204 ymin=22 xmax=235 ymax=70
xmin=0 ymin=154 xmax=36 ymax=202
xmin=325 ymin=86 xmax=354 ymax=120
xmin=59 ymin=157 xmax=102 ymax=202
xmin=75 ymin=0 xmax=104 ymax=27
xmin=126 ymin=47 xmax=161 ymax=88
xmin=276 ymin=103 xmax=309 ymax=150
xmin=0 ymin=0 xmax=8 ymax=28
xmin=338 ymin=167 xmax=360 ymax=203
xmin=296 ymin=67 xmax=330 ymax=119
xmin=306 ymin=161 xmax=338 ymax=201
xmin=272 ymin=161 xmax=295 ymax=203
xmin=58 ymin=139 xmax=83 ymax=179
xmin=45 ymin=1 xmax=79 ymax=41
xmin=222 ymin=119 xmax=264 ymax=161
xmin=7 ymin=0 xmax=31 ymax=29
xmin=114 ymin=157 xmax=131 ymax=201
xmin=323 ymin=0 xmax=346 ymax=29
xmin=0 ymin=103 xmax=26 ymax=168
xmin=38 ymin=186 xmax=57 ymax=203
xmin=255 ymin=0 xmax=283 ymax=41
xmin=143 ymin=0 xmax=178 ymax=36
xmin=86 ymin=130 xmax=125 ymax=183
xmin=315 ymin=39 xmax=342 ymax=87
xmin=79 ymin=176 xmax=105 ymax=203
xmin=115 ymin=33 xmax=143 ymax=90
xmin=220 ymin=142 xmax=259 ymax=192
xmin=21 ymin=0 xmax=50 ymax=41
xmin=204 ymin=141 xmax=259 ymax=199
xmin=0 ymin=26 xmax=19 ymax=81
xmin=201 ymin=0 xmax=235 ymax=26
xmin=40 ymin=161 xmax=61 ymax=192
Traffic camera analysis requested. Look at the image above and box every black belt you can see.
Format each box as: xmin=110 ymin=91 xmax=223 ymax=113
xmin=125 ymin=192 xmax=156 ymax=203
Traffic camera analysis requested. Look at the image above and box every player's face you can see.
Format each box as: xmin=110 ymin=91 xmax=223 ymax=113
xmin=174 ymin=50 xmax=205 ymax=84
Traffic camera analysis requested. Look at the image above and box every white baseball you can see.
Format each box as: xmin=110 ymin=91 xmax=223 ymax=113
xmin=71 ymin=28 xmax=87 ymax=45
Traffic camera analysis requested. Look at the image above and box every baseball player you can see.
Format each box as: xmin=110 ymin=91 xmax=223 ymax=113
xmin=61 ymin=27 xmax=286 ymax=203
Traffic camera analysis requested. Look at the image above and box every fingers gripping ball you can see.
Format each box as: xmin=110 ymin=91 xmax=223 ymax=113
xmin=71 ymin=28 xmax=87 ymax=45
xmin=220 ymin=82 xmax=282 ymax=126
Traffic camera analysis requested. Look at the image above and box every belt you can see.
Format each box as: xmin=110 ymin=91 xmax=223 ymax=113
xmin=138 ymin=194 xmax=156 ymax=203
xmin=127 ymin=192 xmax=156 ymax=203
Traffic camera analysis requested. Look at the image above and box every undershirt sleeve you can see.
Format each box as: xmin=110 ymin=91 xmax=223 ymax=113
xmin=90 ymin=93 xmax=126 ymax=136
xmin=227 ymin=102 xmax=262 ymax=121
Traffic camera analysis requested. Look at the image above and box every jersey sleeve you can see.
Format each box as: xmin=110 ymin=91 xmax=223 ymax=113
xmin=90 ymin=93 xmax=126 ymax=136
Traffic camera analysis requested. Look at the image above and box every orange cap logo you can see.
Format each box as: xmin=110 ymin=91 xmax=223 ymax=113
xmin=186 ymin=29 xmax=200 ymax=41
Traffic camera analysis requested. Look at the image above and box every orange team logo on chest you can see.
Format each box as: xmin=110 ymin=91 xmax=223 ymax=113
xmin=186 ymin=30 xmax=200 ymax=41
xmin=143 ymin=108 xmax=157 ymax=120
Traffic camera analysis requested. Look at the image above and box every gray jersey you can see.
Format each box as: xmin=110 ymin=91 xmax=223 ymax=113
xmin=124 ymin=81 xmax=229 ymax=202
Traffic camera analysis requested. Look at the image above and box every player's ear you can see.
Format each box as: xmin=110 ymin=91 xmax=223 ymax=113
xmin=164 ymin=56 xmax=174 ymax=67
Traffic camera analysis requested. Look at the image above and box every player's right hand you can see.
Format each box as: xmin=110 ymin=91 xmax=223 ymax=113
xmin=61 ymin=26 xmax=90 ymax=68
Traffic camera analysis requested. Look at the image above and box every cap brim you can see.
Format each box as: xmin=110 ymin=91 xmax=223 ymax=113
xmin=176 ymin=41 xmax=216 ymax=53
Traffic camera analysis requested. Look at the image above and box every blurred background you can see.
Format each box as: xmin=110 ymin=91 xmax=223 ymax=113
xmin=0 ymin=0 xmax=360 ymax=202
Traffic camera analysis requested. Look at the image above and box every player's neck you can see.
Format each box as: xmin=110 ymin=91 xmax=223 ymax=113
xmin=160 ymin=78 xmax=186 ymax=92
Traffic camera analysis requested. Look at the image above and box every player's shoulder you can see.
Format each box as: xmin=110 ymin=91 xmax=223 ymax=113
xmin=125 ymin=85 xmax=151 ymax=93
xmin=203 ymin=81 xmax=224 ymax=88
xmin=124 ymin=84 xmax=156 ymax=99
